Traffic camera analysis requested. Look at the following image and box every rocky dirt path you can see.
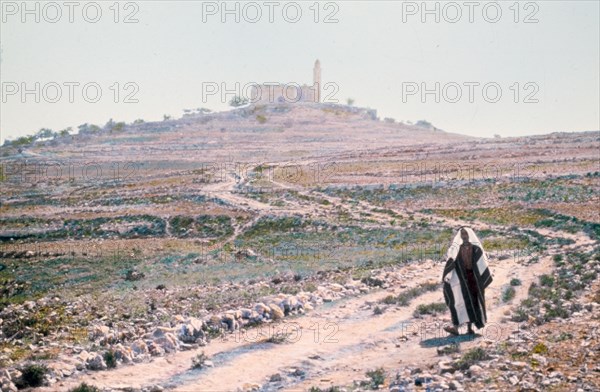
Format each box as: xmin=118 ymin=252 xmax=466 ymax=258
xmin=53 ymin=222 xmax=596 ymax=391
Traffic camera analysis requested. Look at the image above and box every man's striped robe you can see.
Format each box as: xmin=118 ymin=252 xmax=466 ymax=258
xmin=442 ymin=243 xmax=493 ymax=329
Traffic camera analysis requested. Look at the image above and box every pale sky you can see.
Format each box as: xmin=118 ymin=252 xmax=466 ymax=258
xmin=1 ymin=0 xmax=599 ymax=143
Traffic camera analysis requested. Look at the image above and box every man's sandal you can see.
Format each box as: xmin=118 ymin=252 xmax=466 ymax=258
xmin=444 ymin=326 xmax=459 ymax=336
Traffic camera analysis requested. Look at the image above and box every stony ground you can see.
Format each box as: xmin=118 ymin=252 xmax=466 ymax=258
xmin=0 ymin=103 xmax=598 ymax=391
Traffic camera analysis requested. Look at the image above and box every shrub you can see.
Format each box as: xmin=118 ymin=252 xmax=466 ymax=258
xmin=511 ymin=307 xmax=529 ymax=322
xmin=553 ymin=254 xmax=563 ymax=263
xmin=510 ymin=278 xmax=522 ymax=286
xmin=437 ymin=342 xmax=460 ymax=355
xmin=453 ymin=347 xmax=489 ymax=370
xmin=539 ymin=274 xmax=554 ymax=287
xmin=69 ymin=383 xmax=101 ymax=392
xmin=543 ymin=302 xmax=569 ymax=321
xmin=521 ymin=297 xmax=537 ymax=308
xmin=104 ymin=349 xmax=117 ymax=369
xmin=11 ymin=135 xmax=36 ymax=147
xmin=309 ymin=387 xmax=341 ymax=392
xmin=361 ymin=276 xmax=384 ymax=287
xmin=16 ymin=363 xmax=48 ymax=388
xmin=502 ymin=287 xmax=516 ymax=302
xmin=532 ymin=342 xmax=548 ymax=354
xmin=413 ymin=302 xmax=446 ymax=317
xmin=229 ymin=95 xmax=248 ymax=107
xmin=528 ymin=281 xmax=538 ymax=294
xmin=373 ymin=306 xmax=383 ymax=315
xmin=384 ymin=282 xmax=439 ymax=307
xmin=365 ymin=367 xmax=385 ymax=389
xmin=266 ymin=331 xmax=291 ymax=344
xmin=420 ymin=281 xmax=439 ymax=292
xmin=554 ymin=332 xmax=573 ymax=342
xmin=581 ymin=271 xmax=597 ymax=284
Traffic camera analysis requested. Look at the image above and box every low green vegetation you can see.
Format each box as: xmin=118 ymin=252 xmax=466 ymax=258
xmin=421 ymin=205 xmax=599 ymax=241
xmin=365 ymin=367 xmax=386 ymax=389
xmin=452 ymin=347 xmax=490 ymax=370
xmin=381 ymin=282 xmax=439 ymax=307
xmin=437 ymin=342 xmax=460 ymax=355
xmin=15 ymin=363 xmax=48 ymax=388
xmin=0 ymin=215 xmax=166 ymax=243
xmin=309 ymin=387 xmax=342 ymax=392
xmin=413 ymin=302 xmax=446 ymax=317
xmin=169 ymin=215 xmax=233 ymax=238
xmin=501 ymin=175 xmax=597 ymax=204
xmin=69 ymin=383 xmax=101 ymax=392
xmin=502 ymin=286 xmax=516 ymax=302
xmin=104 ymin=349 xmax=117 ymax=369
xmin=512 ymin=247 xmax=599 ymax=324
xmin=422 ymin=207 xmax=547 ymax=227
xmin=265 ymin=332 xmax=291 ymax=344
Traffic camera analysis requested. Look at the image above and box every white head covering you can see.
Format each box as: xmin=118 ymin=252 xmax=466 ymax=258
xmin=446 ymin=227 xmax=487 ymax=262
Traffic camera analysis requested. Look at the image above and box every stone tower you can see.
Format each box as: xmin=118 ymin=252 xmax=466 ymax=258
xmin=313 ymin=59 xmax=321 ymax=103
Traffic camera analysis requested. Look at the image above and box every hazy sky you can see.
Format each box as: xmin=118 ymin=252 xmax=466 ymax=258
xmin=1 ymin=1 xmax=599 ymax=143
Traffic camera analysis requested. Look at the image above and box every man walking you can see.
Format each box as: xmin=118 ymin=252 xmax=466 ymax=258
xmin=442 ymin=227 xmax=493 ymax=335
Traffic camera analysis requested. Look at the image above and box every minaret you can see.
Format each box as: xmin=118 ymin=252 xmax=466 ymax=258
xmin=313 ymin=59 xmax=321 ymax=103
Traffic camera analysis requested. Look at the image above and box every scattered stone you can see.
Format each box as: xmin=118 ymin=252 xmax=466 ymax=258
xmin=222 ymin=314 xmax=238 ymax=331
xmin=269 ymin=373 xmax=282 ymax=382
xmin=241 ymin=382 xmax=261 ymax=391
xmin=510 ymin=361 xmax=528 ymax=369
xmin=131 ymin=339 xmax=148 ymax=355
xmin=531 ymin=353 xmax=547 ymax=366
xmin=86 ymin=354 xmax=107 ymax=371
xmin=125 ymin=269 xmax=145 ymax=281
xmin=269 ymin=303 xmax=285 ymax=320
xmin=468 ymin=365 xmax=483 ymax=376
xmin=439 ymin=361 xmax=455 ymax=374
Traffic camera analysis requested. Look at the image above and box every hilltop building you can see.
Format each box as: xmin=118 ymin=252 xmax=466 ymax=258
xmin=251 ymin=60 xmax=321 ymax=104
